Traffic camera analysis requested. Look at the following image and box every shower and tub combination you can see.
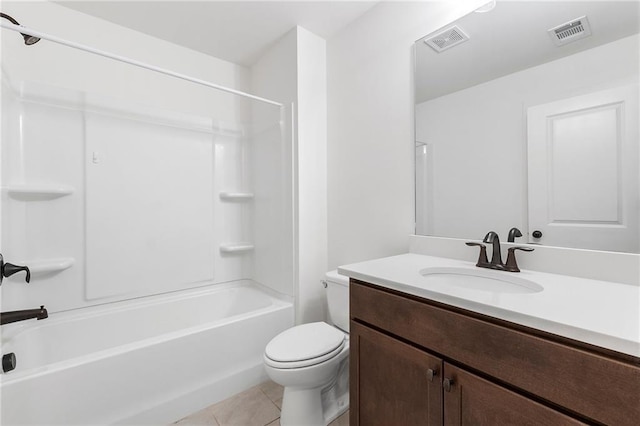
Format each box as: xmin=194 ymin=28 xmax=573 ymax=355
xmin=0 ymin=10 xmax=295 ymax=425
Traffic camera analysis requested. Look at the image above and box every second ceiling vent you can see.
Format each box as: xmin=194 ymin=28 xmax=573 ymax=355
xmin=548 ymin=16 xmax=592 ymax=46
xmin=424 ymin=25 xmax=470 ymax=53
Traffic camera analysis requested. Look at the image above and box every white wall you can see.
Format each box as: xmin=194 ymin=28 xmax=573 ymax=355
xmin=296 ymin=27 xmax=328 ymax=324
xmin=327 ymin=0 xmax=485 ymax=269
xmin=330 ymin=1 xmax=639 ymax=285
xmin=1 ymin=1 xmax=250 ymax=119
xmin=251 ymin=27 xmax=327 ymax=323
xmin=415 ymin=34 xmax=639 ymax=241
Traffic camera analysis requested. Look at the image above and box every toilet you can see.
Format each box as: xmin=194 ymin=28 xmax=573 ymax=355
xmin=263 ymin=270 xmax=349 ymax=426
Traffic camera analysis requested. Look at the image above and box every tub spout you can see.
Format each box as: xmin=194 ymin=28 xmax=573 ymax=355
xmin=0 ymin=305 xmax=48 ymax=326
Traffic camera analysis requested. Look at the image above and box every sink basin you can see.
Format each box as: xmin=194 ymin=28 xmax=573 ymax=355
xmin=419 ymin=267 xmax=543 ymax=294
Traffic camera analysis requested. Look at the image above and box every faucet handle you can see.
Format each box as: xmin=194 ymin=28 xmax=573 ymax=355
xmin=0 ymin=253 xmax=31 ymax=284
xmin=507 ymin=227 xmax=523 ymax=243
xmin=466 ymin=242 xmax=489 ymax=267
xmin=504 ymin=247 xmax=534 ymax=272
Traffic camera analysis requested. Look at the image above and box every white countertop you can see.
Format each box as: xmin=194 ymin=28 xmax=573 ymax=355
xmin=338 ymin=253 xmax=640 ymax=358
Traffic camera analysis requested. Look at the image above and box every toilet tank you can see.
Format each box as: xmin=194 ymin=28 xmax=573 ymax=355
xmin=324 ymin=270 xmax=350 ymax=333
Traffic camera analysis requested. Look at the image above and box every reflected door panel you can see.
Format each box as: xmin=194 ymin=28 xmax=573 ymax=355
xmin=527 ymin=85 xmax=639 ymax=252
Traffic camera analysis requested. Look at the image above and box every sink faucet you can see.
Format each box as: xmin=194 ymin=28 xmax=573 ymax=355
xmin=467 ymin=232 xmax=534 ymax=272
xmin=483 ymin=231 xmax=504 ymax=269
xmin=0 ymin=306 xmax=48 ymax=326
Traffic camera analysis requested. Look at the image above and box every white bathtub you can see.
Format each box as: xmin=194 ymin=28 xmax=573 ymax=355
xmin=0 ymin=281 xmax=293 ymax=425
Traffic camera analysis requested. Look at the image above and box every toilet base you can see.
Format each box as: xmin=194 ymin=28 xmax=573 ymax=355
xmin=280 ymin=387 xmax=324 ymax=426
xmin=321 ymin=358 xmax=349 ymax=423
xmin=278 ymin=358 xmax=349 ymax=426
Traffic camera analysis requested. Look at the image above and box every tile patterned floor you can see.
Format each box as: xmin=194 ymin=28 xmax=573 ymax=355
xmin=174 ymin=380 xmax=349 ymax=426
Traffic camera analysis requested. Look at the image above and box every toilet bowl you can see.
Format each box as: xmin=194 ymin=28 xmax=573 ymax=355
xmin=263 ymin=271 xmax=349 ymax=426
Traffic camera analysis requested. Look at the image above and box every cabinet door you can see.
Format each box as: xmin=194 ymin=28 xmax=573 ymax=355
xmin=443 ymin=364 xmax=586 ymax=426
xmin=350 ymin=321 xmax=442 ymax=426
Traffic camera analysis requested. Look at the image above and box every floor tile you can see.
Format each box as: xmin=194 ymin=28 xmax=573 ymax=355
xmin=271 ymin=396 xmax=283 ymax=410
xmin=265 ymin=419 xmax=281 ymax=426
xmin=258 ymin=380 xmax=284 ymax=405
xmin=174 ymin=405 xmax=220 ymax=425
xmin=328 ymin=410 xmax=349 ymax=426
xmin=209 ymin=386 xmax=280 ymax=426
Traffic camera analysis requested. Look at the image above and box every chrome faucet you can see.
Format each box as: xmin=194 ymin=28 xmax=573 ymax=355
xmin=0 ymin=306 xmax=48 ymax=326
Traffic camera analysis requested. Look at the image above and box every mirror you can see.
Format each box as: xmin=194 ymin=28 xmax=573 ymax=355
xmin=415 ymin=1 xmax=639 ymax=253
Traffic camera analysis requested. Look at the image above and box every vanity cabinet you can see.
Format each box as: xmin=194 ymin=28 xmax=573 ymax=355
xmin=350 ymin=280 xmax=640 ymax=426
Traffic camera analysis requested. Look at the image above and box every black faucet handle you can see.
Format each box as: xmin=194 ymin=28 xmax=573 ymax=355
xmin=0 ymin=254 xmax=31 ymax=284
xmin=466 ymin=242 xmax=489 ymax=267
xmin=505 ymin=247 xmax=535 ymax=272
xmin=507 ymin=227 xmax=523 ymax=242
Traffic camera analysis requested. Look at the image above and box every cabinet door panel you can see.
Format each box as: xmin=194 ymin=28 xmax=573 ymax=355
xmin=351 ymin=281 xmax=640 ymax=425
xmin=443 ymin=364 xmax=586 ymax=426
xmin=350 ymin=321 xmax=442 ymax=426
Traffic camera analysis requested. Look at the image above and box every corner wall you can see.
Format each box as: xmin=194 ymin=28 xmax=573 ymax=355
xmin=251 ymin=26 xmax=328 ymax=323
xmin=326 ymin=0 xmax=486 ymax=269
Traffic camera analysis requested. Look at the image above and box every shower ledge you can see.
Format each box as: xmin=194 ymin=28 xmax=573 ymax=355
xmin=219 ymin=192 xmax=254 ymax=201
xmin=21 ymin=257 xmax=75 ymax=276
xmin=5 ymin=184 xmax=75 ymax=200
xmin=219 ymin=244 xmax=255 ymax=254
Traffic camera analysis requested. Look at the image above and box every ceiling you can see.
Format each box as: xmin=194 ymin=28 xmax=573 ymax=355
xmin=415 ymin=1 xmax=640 ymax=103
xmin=56 ymin=1 xmax=378 ymax=66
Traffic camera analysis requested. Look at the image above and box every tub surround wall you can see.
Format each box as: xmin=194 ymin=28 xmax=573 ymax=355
xmin=0 ymin=1 xmax=294 ymax=313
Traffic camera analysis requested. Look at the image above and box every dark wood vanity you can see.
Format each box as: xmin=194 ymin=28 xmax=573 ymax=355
xmin=349 ymin=279 xmax=640 ymax=425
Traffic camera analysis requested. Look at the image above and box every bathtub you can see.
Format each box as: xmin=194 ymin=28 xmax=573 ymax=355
xmin=0 ymin=281 xmax=293 ymax=425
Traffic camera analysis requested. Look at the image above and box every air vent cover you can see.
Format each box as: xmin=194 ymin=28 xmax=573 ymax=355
xmin=424 ymin=25 xmax=469 ymax=53
xmin=548 ymin=16 xmax=592 ymax=46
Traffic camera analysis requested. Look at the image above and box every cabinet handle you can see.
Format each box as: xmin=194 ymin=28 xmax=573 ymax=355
xmin=443 ymin=377 xmax=454 ymax=392
xmin=426 ymin=368 xmax=438 ymax=382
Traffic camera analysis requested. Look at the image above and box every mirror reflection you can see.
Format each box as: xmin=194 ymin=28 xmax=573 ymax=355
xmin=415 ymin=1 xmax=639 ymax=253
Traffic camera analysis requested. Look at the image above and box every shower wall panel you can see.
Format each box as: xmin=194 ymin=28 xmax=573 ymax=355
xmin=0 ymin=78 xmax=261 ymax=312
xmin=1 ymin=82 xmax=87 ymax=313
xmin=85 ymin=112 xmax=215 ymax=300
xmin=1 ymin=1 xmax=292 ymax=313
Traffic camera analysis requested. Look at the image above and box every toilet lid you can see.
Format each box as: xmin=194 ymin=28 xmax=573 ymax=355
xmin=265 ymin=322 xmax=345 ymax=364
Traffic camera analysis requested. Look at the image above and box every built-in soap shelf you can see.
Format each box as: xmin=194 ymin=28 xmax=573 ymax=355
xmin=219 ymin=192 xmax=254 ymax=201
xmin=6 ymin=184 xmax=75 ymax=200
xmin=219 ymin=244 xmax=254 ymax=254
xmin=25 ymin=257 xmax=75 ymax=275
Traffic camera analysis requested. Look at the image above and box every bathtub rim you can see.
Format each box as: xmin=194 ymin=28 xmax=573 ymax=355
xmin=0 ymin=279 xmax=293 ymax=383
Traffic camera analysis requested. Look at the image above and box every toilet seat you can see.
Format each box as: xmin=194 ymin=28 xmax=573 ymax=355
xmin=264 ymin=322 xmax=345 ymax=369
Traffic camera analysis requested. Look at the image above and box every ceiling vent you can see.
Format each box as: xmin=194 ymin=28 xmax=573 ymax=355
xmin=424 ymin=25 xmax=469 ymax=53
xmin=548 ymin=16 xmax=592 ymax=46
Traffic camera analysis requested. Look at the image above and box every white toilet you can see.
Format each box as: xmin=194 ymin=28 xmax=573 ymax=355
xmin=263 ymin=270 xmax=349 ymax=426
